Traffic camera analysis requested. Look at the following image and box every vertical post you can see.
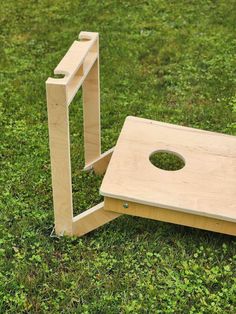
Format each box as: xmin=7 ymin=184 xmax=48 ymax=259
xmin=46 ymin=32 xmax=103 ymax=237
xmin=82 ymin=37 xmax=101 ymax=166
xmin=46 ymin=83 xmax=73 ymax=235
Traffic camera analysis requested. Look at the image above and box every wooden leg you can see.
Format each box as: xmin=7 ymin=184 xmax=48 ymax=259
xmin=72 ymin=202 xmax=122 ymax=236
xmin=46 ymin=84 xmax=73 ymax=235
xmin=83 ymin=59 xmax=101 ymax=166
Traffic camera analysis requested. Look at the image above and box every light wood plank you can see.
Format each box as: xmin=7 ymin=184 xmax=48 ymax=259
xmin=83 ymin=147 xmax=114 ymax=174
xmin=46 ymin=83 xmax=73 ymax=235
xmin=72 ymin=202 xmax=121 ymax=236
xmin=104 ymin=197 xmax=236 ymax=236
xmin=82 ymin=58 xmax=101 ymax=166
xmin=54 ymin=33 xmax=97 ymax=81
xmin=46 ymin=32 xmax=99 ymax=106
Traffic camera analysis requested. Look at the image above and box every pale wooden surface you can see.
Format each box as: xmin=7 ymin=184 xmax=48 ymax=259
xmin=47 ymin=32 xmax=99 ymax=105
xmin=83 ymin=147 xmax=114 ymax=174
xmin=104 ymin=198 xmax=236 ymax=236
xmin=47 ymin=31 xmax=101 ymax=166
xmin=101 ymin=116 xmax=236 ymax=223
xmin=83 ymin=59 xmax=101 ymax=166
xmin=46 ymin=83 xmax=73 ymax=235
xmin=46 ymin=31 xmax=103 ymax=236
xmin=72 ymin=202 xmax=121 ymax=236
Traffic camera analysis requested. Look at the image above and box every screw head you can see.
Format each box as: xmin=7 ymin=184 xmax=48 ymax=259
xmin=123 ymin=203 xmax=129 ymax=209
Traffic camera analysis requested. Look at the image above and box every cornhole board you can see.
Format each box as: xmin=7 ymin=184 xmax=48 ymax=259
xmin=46 ymin=31 xmax=236 ymax=237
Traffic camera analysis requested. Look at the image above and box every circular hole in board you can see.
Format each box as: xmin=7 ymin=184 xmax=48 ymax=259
xmin=149 ymin=150 xmax=185 ymax=171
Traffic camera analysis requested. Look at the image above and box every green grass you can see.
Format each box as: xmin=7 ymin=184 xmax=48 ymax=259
xmin=1 ymin=0 xmax=236 ymax=313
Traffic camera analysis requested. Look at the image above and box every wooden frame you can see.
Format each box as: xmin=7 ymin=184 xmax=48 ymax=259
xmin=47 ymin=31 xmax=235 ymax=237
xmin=104 ymin=198 xmax=236 ymax=236
xmin=46 ymin=32 xmax=120 ymax=236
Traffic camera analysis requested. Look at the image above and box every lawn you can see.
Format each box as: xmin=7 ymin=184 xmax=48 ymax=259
xmin=1 ymin=0 xmax=236 ymax=313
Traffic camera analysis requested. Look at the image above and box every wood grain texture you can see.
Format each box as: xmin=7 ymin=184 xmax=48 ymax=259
xmin=83 ymin=59 xmax=101 ymax=166
xmin=46 ymin=83 xmax=73 ymax=235
xmin=101 ymin=116 xmax=236 ymax=223
xmin=83 ymin=147 xmax=114 ymax=174
xmin=46 ymin=32 xmax=102 ymax=236
xmin=47 ymin=32 xmax=99 ymax=106
xmin=104 ymin=197 xmax=236 ymax=236
xmin=72 ymin=202 xmax=121 ymax=236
